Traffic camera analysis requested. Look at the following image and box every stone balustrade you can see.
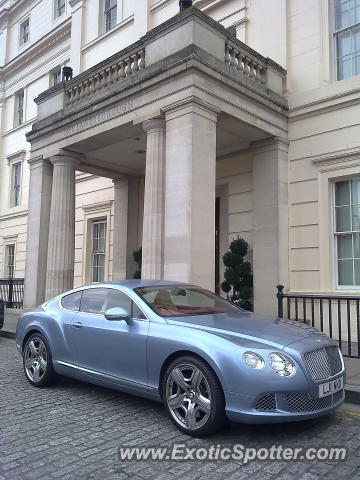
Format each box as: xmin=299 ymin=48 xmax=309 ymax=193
xmin=65 ymin=48 xmax=145 ymax=106
xmin=225 ymin=39 xmax=266 ymax=85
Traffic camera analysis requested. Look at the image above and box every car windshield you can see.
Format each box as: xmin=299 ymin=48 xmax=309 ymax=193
xmin=134 ymin=285 xmax=240 ymax=317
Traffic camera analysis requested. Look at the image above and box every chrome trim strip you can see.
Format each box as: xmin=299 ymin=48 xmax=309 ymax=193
xmin=54 ymin=360 xmax=148 ymax=390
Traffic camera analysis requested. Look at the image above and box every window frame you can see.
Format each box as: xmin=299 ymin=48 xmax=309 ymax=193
xmin=104 ymin=0 xmax=117 ymax=32
xmin=14 ymin=90 xmax=25 ymax=127
xmin=51 ymin=67 xmax=62 ymax=86
xmin=333 ymin=0 xmax=360 ymax=80
xmin=90 ymin=219 xmax=107 ymax=283
xmin=4 ymin=243 xmax=16 ymax=279
xmin=333 ymin=177 xmax=360 ymax=289
xmin=19 ymin=17 xmax=30 ymax=47
xmin=10 ymin=161 xmax=22 ymax=208
xmin=54 ymin=0 xmax=66 ymax=19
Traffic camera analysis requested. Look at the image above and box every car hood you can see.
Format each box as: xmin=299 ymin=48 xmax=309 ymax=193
xmin=166 ymin=311 xmax=328 ymax=348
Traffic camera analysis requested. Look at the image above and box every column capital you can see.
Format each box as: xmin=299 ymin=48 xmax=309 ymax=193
xmin=142 ymin=118 xmax=165 ymax=134
xmin=163 ymin=97 xmax=219 ymax=123
xmin=49 ymin=154 xmax=80 ymax=168
xmin=28 ymin=155 xmax=52 ymax=170
xmin=250 ymin=136 xmax=289 ymax=154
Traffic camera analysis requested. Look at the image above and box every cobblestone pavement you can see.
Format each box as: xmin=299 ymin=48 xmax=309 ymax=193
xmin=1 ymin=337 xmax=360 ymax=480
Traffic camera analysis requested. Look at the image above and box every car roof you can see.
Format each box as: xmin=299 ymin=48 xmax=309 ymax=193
xmin=86 ymin=280 xmax=193 ymax=290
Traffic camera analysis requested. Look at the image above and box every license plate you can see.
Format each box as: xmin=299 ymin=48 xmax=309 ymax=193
xmin=318 ymin=377 xmax=343 ymax=398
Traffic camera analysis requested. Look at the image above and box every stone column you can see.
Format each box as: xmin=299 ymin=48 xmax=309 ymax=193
xmin=112 ymin=176 xmax=140 ymax=280
xmin=163 ymin=100 xmax=218 ymax=290
xmin=45 ymin=155 xmax=78 ymax=300
xmin=141 ymin=119 xmax=166 ymax=279
xmin=23 ymin=157 xmax=53 ymax=308
xmin=113 ymin=177 xmax=129 ymax=281
xmin=252 ymin=137 xmax=289 ymax=315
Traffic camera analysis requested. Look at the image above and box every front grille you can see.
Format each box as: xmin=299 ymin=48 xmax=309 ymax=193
xmin=303 ymin=346 xmax=343 ymax=381
xmin=255 ymin=393 xmax=277 ymax=411
xmin=286 ymin=390 xmax=344 ymax=412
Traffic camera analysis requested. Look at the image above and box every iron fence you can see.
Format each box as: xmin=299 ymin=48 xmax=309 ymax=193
xmin=0 ymin=278 xmax=24 ymax=309
xmin=276 ymin=285 xmax=360 ymax=358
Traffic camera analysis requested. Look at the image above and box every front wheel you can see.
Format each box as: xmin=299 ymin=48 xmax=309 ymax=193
xmin=163 ymin=356 xmax=226 ymax=437
xmin=23 ymin=333 xmax=57 ymax=387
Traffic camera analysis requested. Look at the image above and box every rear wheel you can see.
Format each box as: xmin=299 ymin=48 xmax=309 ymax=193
xmin=163 ymin=356 xmax=226 ymax=437
xmin=23 ymin=333 xmax=57 ymax=387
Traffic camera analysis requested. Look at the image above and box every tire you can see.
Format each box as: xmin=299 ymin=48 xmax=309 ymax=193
xmin=162 ymin=355 xmax=226 ymax=437
xmin=23 ymin=333 xmax=57 ymax=388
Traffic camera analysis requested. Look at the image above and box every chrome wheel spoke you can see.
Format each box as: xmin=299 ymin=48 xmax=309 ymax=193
xmin=25 ymin=357 xmax=35 ymax=369
xmin=28 ymin=340 xmax=38 ymax=356
xmin=171 ymin=368 xmax=189 ymax=391
xmin=33 ymin=364 xmax=41 ymax=382
xmin=185 ymin=403 xmax=197 ymax=429
xmin=195 ymin=394 xmax=211 ymax=413
xmin=38 ymin=357 xmax=47 ymax=371
xmin=190 ymin=368 xmax=202 ymax=390
xmin=167 ymin=392 xmax=186 ymax=409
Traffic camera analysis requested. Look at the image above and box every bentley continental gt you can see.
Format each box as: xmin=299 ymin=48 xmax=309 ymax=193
xmin=16 ymin=281 xmax=345 ymax=437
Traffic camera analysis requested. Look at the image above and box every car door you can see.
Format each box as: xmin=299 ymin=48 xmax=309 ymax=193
xmin=69 ymin=287 xmax=149 ymax=387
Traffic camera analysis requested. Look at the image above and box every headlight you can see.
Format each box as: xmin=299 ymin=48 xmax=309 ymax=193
xmin=242 ymin=351 xmax=264 ymax=370
xmin=269 ymin=353 xmax=296 ymax=377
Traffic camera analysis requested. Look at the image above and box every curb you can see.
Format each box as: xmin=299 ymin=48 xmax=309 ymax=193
xmin=0 ymin=330 xmax=16 ymax=340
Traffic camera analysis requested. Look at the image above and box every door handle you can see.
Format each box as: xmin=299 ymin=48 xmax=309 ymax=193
xmin=72 ymin=322 xmax=83 ymax=328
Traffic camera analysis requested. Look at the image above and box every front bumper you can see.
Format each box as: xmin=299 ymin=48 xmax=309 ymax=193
xmin=225 ymin=384 xmax=345 ymax=424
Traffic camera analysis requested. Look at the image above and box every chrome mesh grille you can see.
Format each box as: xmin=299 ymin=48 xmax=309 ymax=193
xmin=303 ymin=346 xmax=342 ymax=381
xmin=286 ymin=390 xmax=344 ymax=412
xmin=255 ymin=393 xmax=277 ymax=411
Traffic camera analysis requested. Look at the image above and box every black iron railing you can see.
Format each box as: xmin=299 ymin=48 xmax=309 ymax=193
xmin=0 ymin=278 xmax=24 ymax=308
xmin=277 ymin=285 xmax=360 ymax=358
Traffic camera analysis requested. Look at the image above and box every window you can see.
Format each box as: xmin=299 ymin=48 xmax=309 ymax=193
xmin=10 ymin=162 xmax=22 ymax=207
xmin=135 ymin=285 xmax=240 ymax=317
xmin=19 ymin=18 xmax=30 ymax=46
xmin=334 ymin=0 xmax=360 ymax=79
xmin=61 ymin=291 xmax=83 ymax=311
xmin=5 ymin=244 xmax=15 ymax=278
xmin=334 ymin=178 xmax=360 ymax=286
xmin=91 ymin=221 xmax=107 ymax=282
xmin=54 ymin=0 xmax=66 ymax=18
xmin=52 ymin=68 xmax=62 ymax=86
xmin=15 ymin=91 xmax=24 ymax=127
xmin=104 ymin=0 xmax=117 ymax=32
xmin=80 ymin=288 xmax=132 ymax=315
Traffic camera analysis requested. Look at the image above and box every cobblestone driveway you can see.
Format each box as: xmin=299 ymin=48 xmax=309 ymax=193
xmin=1 ymin=337 xmax=360 ymax=480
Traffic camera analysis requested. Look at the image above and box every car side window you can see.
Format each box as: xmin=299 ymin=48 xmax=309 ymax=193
xmin=80 ymin=288 xmax=132 ymax=315
xmin=132 ymin=301 xmax=147 ymax=320
xmin=61 ymin=291 xmax=83 ymax=311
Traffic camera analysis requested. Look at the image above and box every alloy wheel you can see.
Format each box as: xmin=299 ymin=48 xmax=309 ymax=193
xmin=24 ymin=337 xmax=48 ymax=383
xmin=165 ymin=363 xmax=212 ymax=430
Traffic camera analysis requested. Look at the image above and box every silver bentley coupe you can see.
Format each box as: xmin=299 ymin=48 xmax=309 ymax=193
xmin=16 ymin=281 xmax=345 ymax=437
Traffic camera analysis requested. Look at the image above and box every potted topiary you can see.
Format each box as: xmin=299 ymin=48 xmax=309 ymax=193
xmin=220 ymin=237 xmax=253 ymax=311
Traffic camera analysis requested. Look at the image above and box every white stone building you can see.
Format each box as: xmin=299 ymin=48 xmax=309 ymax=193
xmin=0 ymin=0 xmax=359 ymax=317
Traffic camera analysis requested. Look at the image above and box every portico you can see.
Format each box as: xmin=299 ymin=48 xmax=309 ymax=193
xmin=24 ymin=8 xmax=288 ymax=315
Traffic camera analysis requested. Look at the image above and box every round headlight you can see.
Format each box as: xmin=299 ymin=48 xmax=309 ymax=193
xmin=242 ymin=352 xmax=264 ymax=370
xmin=269 ymin=353 xmax=296 ymax=377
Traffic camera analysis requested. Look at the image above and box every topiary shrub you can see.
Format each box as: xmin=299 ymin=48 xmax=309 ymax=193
xmin=133 ymin=247 xmax=142 ymax=279
xmin=221 ymin=237 xmax=253 ymax=311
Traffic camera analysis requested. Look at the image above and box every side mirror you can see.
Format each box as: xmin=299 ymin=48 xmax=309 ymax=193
xmin=104 ymin=307 xmax=131 ymax=322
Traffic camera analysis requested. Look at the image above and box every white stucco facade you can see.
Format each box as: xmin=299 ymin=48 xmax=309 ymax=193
xmin=1 ymin=0 xmax=360 ymax=317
